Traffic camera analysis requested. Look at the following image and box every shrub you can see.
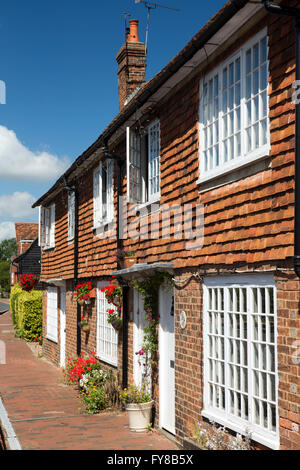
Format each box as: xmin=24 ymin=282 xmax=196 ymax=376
xmin=80 ymin=386 xmax=109 ymax=414
xmin=19 ymin=291 xmax=42 ymax=342
xmin=10 ymin=284 xmax=42 ymax=342
xmin=10 ymin=284 xmax=23 ymax=327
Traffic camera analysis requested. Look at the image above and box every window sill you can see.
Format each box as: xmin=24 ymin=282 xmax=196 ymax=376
xmin=135 ymin=197 xmax=161 ymax=215
xmin=93 ymin=219 xmax=114 ymax=235
xmin=201 ymin=408 xmax=279 ymax=450
xmin=197 ymin=146 xmax=270 ymax=187
xmin=45 ymin=335 xmax=58 ymax=344
xmin=43 ymin=246 xmax=55 ymax=252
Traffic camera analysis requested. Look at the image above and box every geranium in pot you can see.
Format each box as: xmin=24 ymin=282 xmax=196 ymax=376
xmin=101 ymin=277 xmax=122 ymax=307
xmin=80 ymin=316 xmax=90 ymax=333
xmin=116 ymin=249 xmax=137 ymax=269
xmin=106 ymin=308 xmax=122 ymax=331
xmin=74 ymin=282 xmax=93 ymax=305
xmin=119 ymin=384 xmax=153 ymax=432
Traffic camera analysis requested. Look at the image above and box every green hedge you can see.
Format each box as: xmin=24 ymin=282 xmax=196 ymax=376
xmin=10 ymin=284 xmax=23 ymax=327
xmin=10 ymin=284 xmax=42 ymax=342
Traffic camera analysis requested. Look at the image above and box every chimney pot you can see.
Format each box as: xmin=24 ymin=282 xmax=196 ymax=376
xmin=127 ymin=19 xmax=139 ymax=42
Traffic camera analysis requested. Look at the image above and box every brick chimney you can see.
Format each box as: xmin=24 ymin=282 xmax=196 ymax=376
xmin=116 ymin=19 xmax=146 ymax=111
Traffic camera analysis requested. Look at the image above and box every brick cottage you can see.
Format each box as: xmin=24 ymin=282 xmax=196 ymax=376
xmin=32 ymin=0 xmax=300 ymax=450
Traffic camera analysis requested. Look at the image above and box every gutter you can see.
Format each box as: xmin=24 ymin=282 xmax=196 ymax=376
xmin=262 ymin=1 xmax=300 ymax=278
xmin=32 ymin=0 xmax=249 ymax=210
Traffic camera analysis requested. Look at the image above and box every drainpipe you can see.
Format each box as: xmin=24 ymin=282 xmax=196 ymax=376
xmin=63 ymin=178 xmax=81 ymax=355
xmin=102 ymin=148 xmax=128 ymax=397
xmin=262 ymin=1 xmax=300 ymax=277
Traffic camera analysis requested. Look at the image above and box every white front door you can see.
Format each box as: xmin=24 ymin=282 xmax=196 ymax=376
xmin=133 ymin=289 xmax=147 ymax=387
xmin=59 ymin=287 xmax=66 ymax=369
xmin=159 ymin=286 xmax=175 ymax=435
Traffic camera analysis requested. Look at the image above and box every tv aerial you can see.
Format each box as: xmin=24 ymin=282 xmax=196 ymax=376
xmin=134 ymin=1 xmax=180 ymax=56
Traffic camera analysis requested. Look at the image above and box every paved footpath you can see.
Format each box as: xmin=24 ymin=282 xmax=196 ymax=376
xmin=0 ymin=308 xmax=179 ymax=451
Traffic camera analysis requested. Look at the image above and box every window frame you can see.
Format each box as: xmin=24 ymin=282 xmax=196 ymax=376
xmin=46 ymin=286 xmax=58 ymax=343
xmin=198 ymin=28 xmax=270 ymax=185
xmin=96 ymin=281 xmax=118 ymax=367
xmin=202 ymin=274 xmax=279 ymax=450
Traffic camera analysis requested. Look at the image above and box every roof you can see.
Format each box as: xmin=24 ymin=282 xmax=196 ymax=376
xmin=15 ymin=223 xmax=39 ymax=256
xmin=32 ymin=0 xmax=251 ymax=209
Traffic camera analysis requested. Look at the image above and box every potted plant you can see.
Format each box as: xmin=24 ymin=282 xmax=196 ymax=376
xmin=74 ymin=281 xmax=93 ymax=305
xmin=80 ymin=316 xmax=90 ymax=333
xmin=119 ymin=384 xmax=153 ymax=432
xmin=101 ymin=277 xmax=122 ymax=307
xmin=116 ymin=249 xmax=137 ymax=269
xmin=106 ymin=308 xmax=122 ymax=331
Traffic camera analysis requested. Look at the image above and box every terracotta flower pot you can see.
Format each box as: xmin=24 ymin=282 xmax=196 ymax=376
xmin=123 ymin=257 xmax=137 ymax=269
xmin=89 ymin=288 xmax=96 ymax=298
xmin=81 ymin=324 xmax=90 ymax=333
xmin=126 ymin=400 xmax=154 ymax=432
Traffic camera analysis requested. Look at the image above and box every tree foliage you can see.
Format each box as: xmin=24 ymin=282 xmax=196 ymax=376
xmin=0 ymin=238 xmax=17 ymax=292
xmin=0 ymin=238 xmax=17 ymax=261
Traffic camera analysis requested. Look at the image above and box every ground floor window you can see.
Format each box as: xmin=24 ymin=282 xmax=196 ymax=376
xmin=96 ymin=282 xmax=118 ymax=367
xmin=46 ymin=286 xmax=58 ymax=342
xmin=203 ymin=274 xmax=279 ymax=449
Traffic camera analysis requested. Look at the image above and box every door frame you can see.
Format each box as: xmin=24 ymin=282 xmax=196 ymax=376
xmin=158 ymin=285 xmax=175 ymax=435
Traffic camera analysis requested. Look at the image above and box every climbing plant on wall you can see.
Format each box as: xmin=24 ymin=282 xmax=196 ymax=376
xmin=131 ymin=272 xmax=173 ymax=392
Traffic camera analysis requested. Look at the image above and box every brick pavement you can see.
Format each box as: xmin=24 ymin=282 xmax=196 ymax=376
xmin=0 ymin=309 xmax=179 ymax=451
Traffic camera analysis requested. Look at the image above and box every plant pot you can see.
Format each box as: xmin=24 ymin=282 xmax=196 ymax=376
xmin=123 ymin=257 xmax=137 ymax=269
xmin=111 ymin=319 xmax=122 ymax=331
xmin=89 ymin=288 xmax=96 ymax=298
xmin=126 ymin=400 xmax=154 ymax=432
xmin=81 ymin=324 xmax=90 ymax=333
xmin=78 ymin=299 xmax=85 ymax=306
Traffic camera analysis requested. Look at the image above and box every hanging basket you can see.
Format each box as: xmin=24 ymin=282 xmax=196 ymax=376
xmin=111 ymin=318 xmax=122 ymax=331
xmin=81 ymin=323 xmax=90 ymax=333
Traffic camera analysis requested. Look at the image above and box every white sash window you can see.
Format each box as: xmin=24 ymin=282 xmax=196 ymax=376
xmin=203 ymin=274 xmax=279 ymax=450
xmin=199 ymin=29 xmax=269 ymax=183
xmin=39 ymin=204 xmax=55 ymax=249
xmin=127 ymin=119 xmax=161 ymax=205
xmin=93 ymin=160 xmax=114 ymax=228
xmin=68 ymin=191 xmax=75 ymax=241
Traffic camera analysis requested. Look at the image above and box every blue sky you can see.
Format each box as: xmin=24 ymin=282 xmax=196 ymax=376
xmin=0 ymin=0 xmax=225 ymax=241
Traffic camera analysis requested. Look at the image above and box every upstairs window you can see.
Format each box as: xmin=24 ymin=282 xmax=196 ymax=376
xmin=40 ymin=204 xmax=55 ymax=249
xmin=126 ymin=119 xmax=161 ymax=205
xmin=68 ymin=191 xmax=75 ymax=241
xmin=93 ymin=160 xmax=114 ymax=228
xmin=199 ymin=30 xmax=269 ymax=182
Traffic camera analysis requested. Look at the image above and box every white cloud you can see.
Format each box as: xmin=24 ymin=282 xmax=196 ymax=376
xmin=0 ymin=192 xmax=37 ymax=219
xmin=0 ymin=222 xmax=15 ymax=242
xmin=0 ymin=125 xmax=70 ymax=182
